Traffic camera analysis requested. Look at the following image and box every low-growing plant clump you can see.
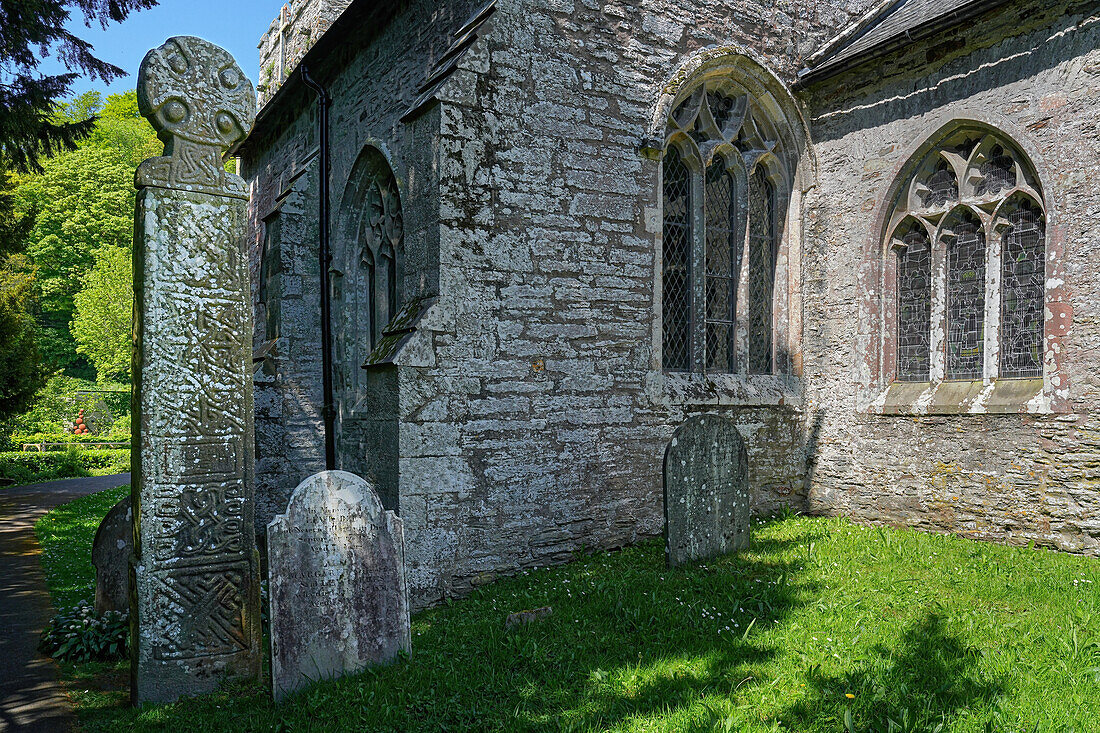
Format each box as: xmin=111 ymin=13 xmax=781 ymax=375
xmin=0 ymin=447 xmax=129 ymax=486
xmin=40 ymin=600 xmax=128 ymax=662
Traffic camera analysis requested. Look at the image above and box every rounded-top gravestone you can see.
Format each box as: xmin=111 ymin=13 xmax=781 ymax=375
xmin=92 ymin=495 xmax=131 ymax=614
xmin=664 ymin=414 xmax=750 ymax=567
xmin=267 ymin=470 xmax=410 ymax=702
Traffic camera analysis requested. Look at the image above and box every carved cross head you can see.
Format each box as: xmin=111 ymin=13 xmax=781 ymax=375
xmin=136 ymin=36 xmax=257 ymax=197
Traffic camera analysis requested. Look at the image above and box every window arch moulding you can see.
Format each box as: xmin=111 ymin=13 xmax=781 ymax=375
xmin=869 ymin=121 xmax=1070 ymax=415
xmin=646 ymin=50 xmax=810 ymax=408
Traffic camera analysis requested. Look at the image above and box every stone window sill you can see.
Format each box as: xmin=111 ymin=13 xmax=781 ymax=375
xmin=870 ymin=378 xmax=1048 ymax=415
xmin=649 ymin=371 xmax=801 ymax=408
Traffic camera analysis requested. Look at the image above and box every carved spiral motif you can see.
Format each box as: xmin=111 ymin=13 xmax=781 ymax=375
xmin=138 ymin=36 xmax=256 ymax=151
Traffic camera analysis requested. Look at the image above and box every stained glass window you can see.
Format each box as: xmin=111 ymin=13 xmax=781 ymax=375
xmin=704 ymin=161 xmax=737 ymax=373
xmin=748 ymin=167 xmax=775 ymax=374
xmin=924 ymin=162 xmax=957 ymax=208
xmin=1000 ymin=206 xmax=1044 ymax=378
xmin=896 ymin=227 xmax=931 ymax=381
xmin=662 ymin=146 xmax=692 ymax=371
xmin=946 ymin=217 xmax=985 ymax=380
xmin=977 ymin=145 xmax=1016 ymax=198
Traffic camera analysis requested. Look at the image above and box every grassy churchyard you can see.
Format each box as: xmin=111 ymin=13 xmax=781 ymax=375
xmin=36 ymin=487 xmax=1100 ymax=732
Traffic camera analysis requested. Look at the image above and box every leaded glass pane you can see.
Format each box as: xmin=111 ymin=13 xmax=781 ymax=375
xmin=662 ymin=146 xmax=692 ymax=371
xmin=896 ymin=228 xmax=932 ymax=381
xmin=704 ymin=160 xmax=736 ymax=373
xmin=946 ymin=219 xmax=985 ymax=379
xmin=1000 ymin=207 xmax=1044 ymax=378
xmin=924 ymin=162 xmax=957 ymax=208
xmin=977 ymin=146 xmax=1016 ymax=198
xmin=706 ymin=91 xmax=736 ymax=132
xmin=748 ymin=167 xmax=775 ymax=374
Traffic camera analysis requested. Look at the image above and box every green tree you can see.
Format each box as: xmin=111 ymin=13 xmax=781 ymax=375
xmin=0 ymin=255 xmax=46 ymax=423
xmin=0 ymin=0 xmax=158 ymax=172
xmin=0 ymin=164 xmax=45 ymax=425
xmin=14 ymin=144 xmax=133 ymax=370
xmin=71 ymin=244 xmax=130 ymax=382
xmin=10 ymin=90 xmax=156 ymax=373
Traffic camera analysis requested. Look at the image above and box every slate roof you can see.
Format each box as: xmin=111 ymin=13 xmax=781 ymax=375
xmin=800 ymin=0 xmax=1012 ymax=82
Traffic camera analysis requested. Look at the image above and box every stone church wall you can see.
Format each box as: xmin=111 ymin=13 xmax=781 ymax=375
xmin=392 ymin=0 xmax=876 ymax=606
xmin=245 ymin=0 xmax=880 ymax=610
xmin=244 ymin=0 xmax=486 ymax=544
xmin=800 ymin=1 xmax=1100 ymax=554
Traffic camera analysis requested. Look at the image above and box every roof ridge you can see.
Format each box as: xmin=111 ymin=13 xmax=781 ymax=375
xmin=804 ymin=0 xmax=904 ymax=68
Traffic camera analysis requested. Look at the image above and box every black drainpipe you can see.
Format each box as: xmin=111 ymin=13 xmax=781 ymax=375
xmin=301 ymin=65 xmax=337 ymax=471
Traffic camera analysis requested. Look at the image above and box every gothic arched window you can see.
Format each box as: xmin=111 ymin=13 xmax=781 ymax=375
xmin=660 ymin=79 xmax=790 ymax=375
xmin=334 ymin=146 xmax=404 ymax=408
xmin=885 ymin=129 xmax=1045 ymax=384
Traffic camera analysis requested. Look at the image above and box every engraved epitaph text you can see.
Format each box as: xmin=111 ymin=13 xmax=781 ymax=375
xmin=130 ymin=36 xmax=261 ymax=705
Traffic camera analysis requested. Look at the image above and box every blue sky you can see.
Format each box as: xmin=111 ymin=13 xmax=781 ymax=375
xmin=40 ymin=0 xmax=280 ymax=99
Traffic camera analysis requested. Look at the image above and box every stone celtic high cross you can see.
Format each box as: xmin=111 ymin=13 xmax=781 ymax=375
xmin=130 ymin=36 xmax=261 ymax=705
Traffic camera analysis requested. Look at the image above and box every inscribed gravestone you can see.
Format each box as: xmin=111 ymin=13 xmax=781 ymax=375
xmin=664 ymin=415 xmax=750 ymax=567
xmin=267 ymin=471 xmax=410 ymax=701
xmin=130 ymin=36 xmax=261 ymax=704
xmin=92 ymin=496 xmax=131 ymax=614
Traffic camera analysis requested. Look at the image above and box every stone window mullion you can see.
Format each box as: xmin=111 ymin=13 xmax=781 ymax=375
xmin=928 ymin=238 xmax=948 ymax=383
xmin=983 ymin=219 xmax=1002 ymax=381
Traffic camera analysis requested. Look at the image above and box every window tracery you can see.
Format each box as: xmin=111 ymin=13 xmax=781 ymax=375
xmin=333 ymin=146 xmax=404 ymax=410
xmin=661 ymin=78 xmax=791 ymax=376
xmin=885 ymin=128 xmax=1045 ymax=384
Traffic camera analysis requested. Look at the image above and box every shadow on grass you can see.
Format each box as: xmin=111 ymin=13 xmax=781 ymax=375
xmin=469 ymin=527 xmax=821 ymax=732
xmin=778 ymin=612 xmax=1003 ymax=732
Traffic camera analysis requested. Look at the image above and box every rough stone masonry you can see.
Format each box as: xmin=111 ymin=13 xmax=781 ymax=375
xmin=239 ymin=0 xmax=1100 ymax=613
xmin=131 ymin=36 xmax=261 ymax=704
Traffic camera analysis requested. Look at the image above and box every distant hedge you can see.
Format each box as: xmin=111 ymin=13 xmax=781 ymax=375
xmin=0 ymin=449 xmax=130 ymax=487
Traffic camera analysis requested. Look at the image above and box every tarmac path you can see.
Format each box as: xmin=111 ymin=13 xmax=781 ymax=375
xmin=0 ymin=474 xmax=130 ymax=733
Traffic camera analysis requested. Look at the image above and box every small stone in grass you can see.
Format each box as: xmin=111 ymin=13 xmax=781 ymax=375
xmin=505 ymin=606 xmax=553 ymax=630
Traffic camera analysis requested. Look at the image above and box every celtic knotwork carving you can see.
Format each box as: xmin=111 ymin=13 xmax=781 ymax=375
xmin=136 ymin=36 xmax=257 ymax=198
xmin=151 ymin=567 xmax=250 ymax=660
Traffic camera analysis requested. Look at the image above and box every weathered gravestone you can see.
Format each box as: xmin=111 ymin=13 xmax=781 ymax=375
xmin=664 ymin=415 xmax=750 ymax=567
xmin=130 ymin=36 xmax=261 ymax=704
xmin=92 ymin=496 xmax=132 ymax=614
xmin=267 ymin=471 xmax=410 ymax=701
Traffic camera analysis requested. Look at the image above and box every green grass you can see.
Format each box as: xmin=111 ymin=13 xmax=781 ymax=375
xmin=36 ymin=490 xmax=1100 ymax=732
xmin=0 ymin=448 xmax=130 ymax=487
xmin=35 ymin=485 xmax=129 ymax=609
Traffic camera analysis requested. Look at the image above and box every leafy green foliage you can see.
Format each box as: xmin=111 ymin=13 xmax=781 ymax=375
xmin=8 ymin=90 xmax=154 ymax=375
xmin=0 ymin=254 xmax=47 ymax=423
xmin=0 ymin=0 xmax=158 ymax=173
xmin=0 ymin=447 xmax=129 ymax=486
xmin=0 ymin=165 xmax=35 ymax=256
xmin=72 ymin=244 xmax=131 ymax=382
xmin=13 ymin=144 xmax=133 ymax=370
xmin=33 ymin=501 xmax=1100 ymax=732
xmin=40 ymin=600 xmax=128 ymax=662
